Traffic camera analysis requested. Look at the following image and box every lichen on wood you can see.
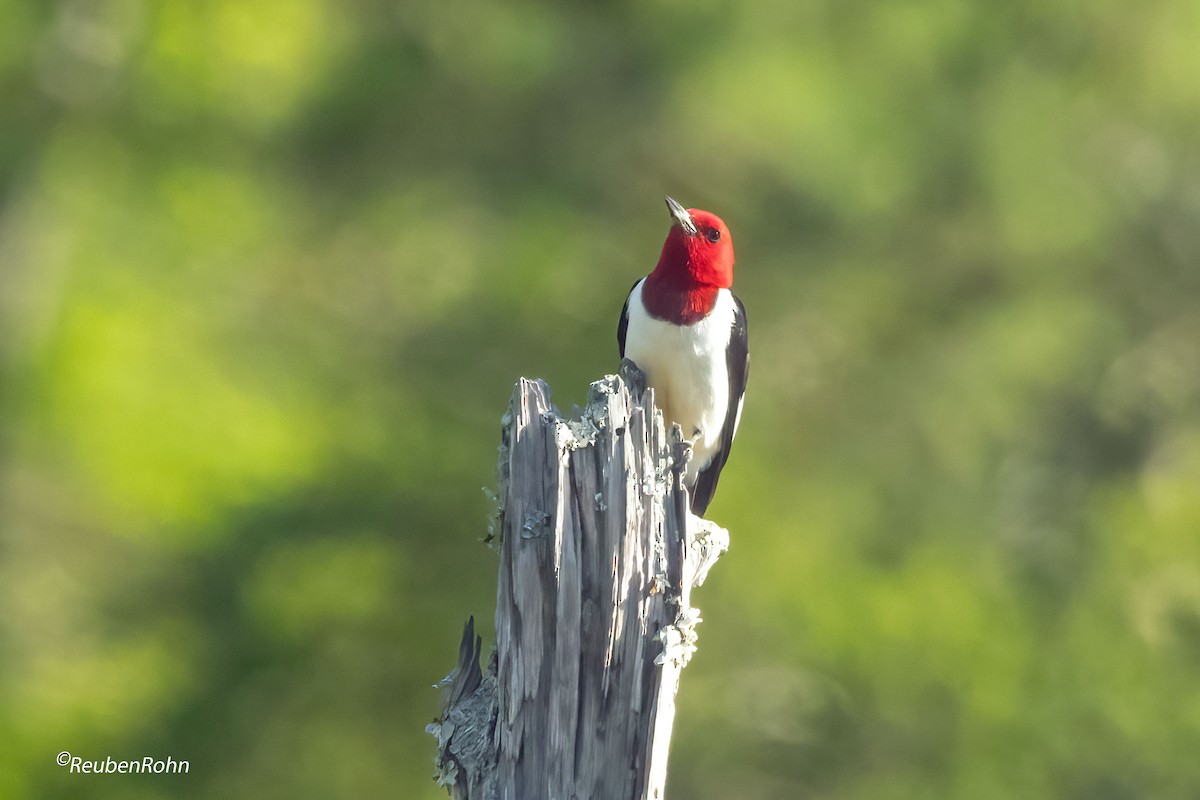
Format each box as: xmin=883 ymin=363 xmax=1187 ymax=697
xmin=428 ymin=361 xmax=729 ymax=800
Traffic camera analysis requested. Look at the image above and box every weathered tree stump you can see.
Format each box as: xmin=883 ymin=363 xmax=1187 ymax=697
xmin=427 ymin=362 xmax=729 ymax=800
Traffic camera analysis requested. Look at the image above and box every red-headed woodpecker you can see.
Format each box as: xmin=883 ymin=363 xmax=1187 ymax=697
xmin=617 ymin=196 xmax=749 ymax=516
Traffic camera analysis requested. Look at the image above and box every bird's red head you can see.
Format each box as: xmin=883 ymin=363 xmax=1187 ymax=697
xmin=653 ymin=196 xmax=735 ymax=289
xmin=643 ymin=196 xmax=735 ymax=324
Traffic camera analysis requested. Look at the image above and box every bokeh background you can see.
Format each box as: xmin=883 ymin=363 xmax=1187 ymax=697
xmin=3 ymin=0 xmax=1200 ymax=798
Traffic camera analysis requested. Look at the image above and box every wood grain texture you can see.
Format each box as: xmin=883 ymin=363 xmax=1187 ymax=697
xmin=429 ymin=362 xmax=729 ymax=800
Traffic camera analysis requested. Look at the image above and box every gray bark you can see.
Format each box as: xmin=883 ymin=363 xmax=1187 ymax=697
xmin=427 ymin=362 xmax=728 ymax=800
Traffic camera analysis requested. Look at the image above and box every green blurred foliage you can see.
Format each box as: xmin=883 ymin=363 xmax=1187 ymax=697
xmin=2 ymin=0 xmax=1199 ymax=797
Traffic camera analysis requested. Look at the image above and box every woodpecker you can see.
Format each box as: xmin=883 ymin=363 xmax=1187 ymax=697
xmin=617 ymin=196 xmax=749 ymax=516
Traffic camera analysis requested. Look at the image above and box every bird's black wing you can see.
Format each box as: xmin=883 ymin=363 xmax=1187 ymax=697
xmin=616 ymin=279 xmax=640 ymax=358
xmin=690 ymin=294 xmax=749 ymax=516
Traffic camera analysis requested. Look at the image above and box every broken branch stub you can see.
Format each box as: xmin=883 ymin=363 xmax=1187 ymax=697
xmin=428 ymin=361 xmax=729 ymax=800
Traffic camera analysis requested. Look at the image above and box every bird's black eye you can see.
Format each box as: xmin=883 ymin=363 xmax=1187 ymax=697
xmin=704 ymin=228 xmax=721 ymax=243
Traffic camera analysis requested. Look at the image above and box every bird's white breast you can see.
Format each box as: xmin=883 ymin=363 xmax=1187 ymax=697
xmin=623 ymin=279 xmax=736 ymax=483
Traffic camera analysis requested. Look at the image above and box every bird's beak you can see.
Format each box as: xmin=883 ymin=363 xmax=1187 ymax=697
xmin=665 ymin=195 xmax=698 ymax=236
